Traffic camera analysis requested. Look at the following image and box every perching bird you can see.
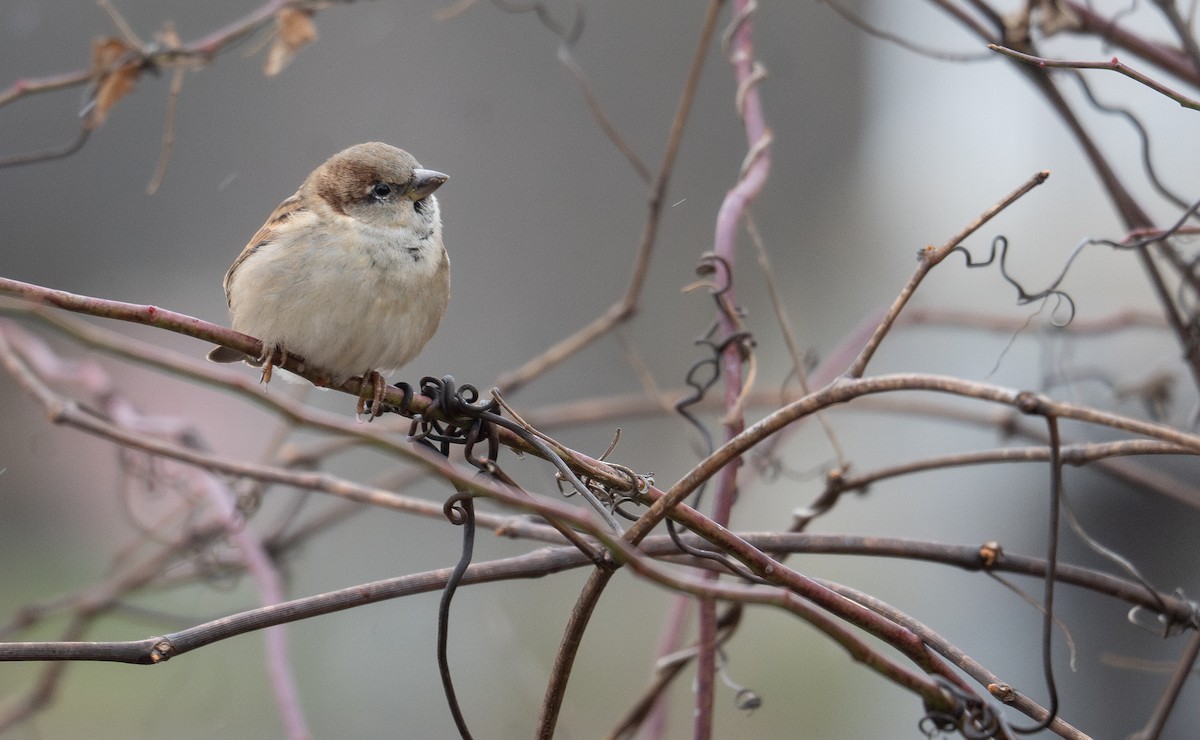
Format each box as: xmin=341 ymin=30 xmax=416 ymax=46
xmin=207 ymin=142 xmax=449 ymax=418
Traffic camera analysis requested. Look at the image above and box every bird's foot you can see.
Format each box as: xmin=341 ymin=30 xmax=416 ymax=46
xmin=356 ymin=370 xmax=387 ymax=422
xmin=257 ymin=345 xmax=289 ymax=386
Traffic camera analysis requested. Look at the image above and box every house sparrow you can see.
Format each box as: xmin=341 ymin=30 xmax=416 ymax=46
xmin=207 ymin=142 xmax=449 ymax=418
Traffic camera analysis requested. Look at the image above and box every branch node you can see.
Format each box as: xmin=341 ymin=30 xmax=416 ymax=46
xmin=988 ymin=683 xmax=1015 ymax=702
xmin=1014 ymin=391 xmax=1044 ymax=415
xmin=978 ymin=541 xmax=1003 ymax=570
xmin=150 ymin=639 xmax=176 ymax=663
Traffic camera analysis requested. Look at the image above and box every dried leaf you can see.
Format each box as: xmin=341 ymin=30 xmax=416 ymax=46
xmin=92 ymin=37 xmax=130 ymax=69
xmin=88 ymin=37 xmax=141 ymax=129
xmin=264 ymin=8 xmax=318 ymax=77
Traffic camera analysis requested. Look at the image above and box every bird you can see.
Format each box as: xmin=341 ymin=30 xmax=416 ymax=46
xmin=207 ymin=142 xmax=449 ymax=418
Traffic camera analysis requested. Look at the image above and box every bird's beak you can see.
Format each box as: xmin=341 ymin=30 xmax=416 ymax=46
xmin=410 ymin=169 xmax=448 ymax=200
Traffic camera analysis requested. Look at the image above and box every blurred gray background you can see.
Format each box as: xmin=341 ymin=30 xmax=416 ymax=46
xmin=2 ymin=1 xmax=1199 ymax=737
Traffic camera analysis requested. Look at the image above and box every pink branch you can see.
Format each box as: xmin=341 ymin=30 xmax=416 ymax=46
xmin=1 ymin=322 xmax=310 ymax=738
xmin=199 ymin=473 xmax=311 ymax=740
xmin=0 ymin=276 xmax=253 ymax=351
xmin=712 ymin=0 xmax=772 ymax=525
xmin=696 ymin=1 xmax=773 ymax=737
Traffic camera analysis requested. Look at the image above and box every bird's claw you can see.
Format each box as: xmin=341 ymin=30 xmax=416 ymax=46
xmin=257 ymin=345 xmax=289 ymax=385
xmin=356 ymin=370 xmax=388 ymax=422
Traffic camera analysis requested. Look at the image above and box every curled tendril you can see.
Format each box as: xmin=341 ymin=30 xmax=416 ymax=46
xmin=414 ymin=376 xmax=627 ymax=533
xmin=714 ymin=648 xmax=763 ymax=712
xmin=919 ymin=676 xmax=1001 ymax=739
xmin=407 ymin=375 xmax=499 ymax=460
xmin=597 ymin=462 xmax=651 ymax=520
xmin=692 ymin=252 xmax=736 ymax=299
xmin=443 ymin=491 xmax=475 ymax=526
xmin=606 ymin=462 xmax=648 ymax=495
xmin=552 ymin=429 xmax=646 ymax=517
xmin=674 ymin=330 xmax=754 ymax=495
xmin=952 ymin=235 xmax=1079 ymax=326
xmin=437 ymin=484 xmax=476 ymax=740
xmin=545 ymin=426 xmax=646 ymax=525
xmin=676 ymin=254 xmax=752 ymax=459
xmin=952 ymin=195 xmax=1200 ymax=334
xmin=733 ymin=687 xmax=762 ymax=712
xmin=665 ymin=253 xmax=761 ymax=576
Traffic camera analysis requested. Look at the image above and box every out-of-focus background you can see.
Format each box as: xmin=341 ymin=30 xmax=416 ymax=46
xmin=2 ymin=1 xmax=1199 ymax=737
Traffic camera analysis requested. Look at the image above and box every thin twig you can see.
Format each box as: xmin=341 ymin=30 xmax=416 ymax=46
xmin=495 ymin=0 xmax=725 ymax=393
xmin=746 ymin=213 xmax=846 ymax=465
xmin=1130 ymin=629 xmax=1200 ymax=740
xmin=146 ymin=65 xmax=186 ymax=194
xmin=822 ymin=0 xmax=992 ymax=61
xmin=846 ymin=170 xmax=1050 ymax=379
xmin=1056 ymin=0 xmax=1200 ymax=88
xmin=988 ymin=44 xmax=1200 ymax=110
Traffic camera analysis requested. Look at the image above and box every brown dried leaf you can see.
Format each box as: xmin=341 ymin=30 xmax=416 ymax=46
xmin=89 ymin=37 xmax=141 ymax=129
xmin=92 ymin=37 xmax=131 ymax=70
xmin=264 ymin=8 xmax=318 ymax=77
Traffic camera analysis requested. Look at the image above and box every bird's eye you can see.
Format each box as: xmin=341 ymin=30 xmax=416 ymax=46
xmin=371 ymin=182 xmax=393 ymax=199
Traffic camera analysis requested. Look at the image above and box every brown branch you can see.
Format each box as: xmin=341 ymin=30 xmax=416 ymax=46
xmin=827 ymin=439 xmax=1194 ymax=495
xmin=988 ymin=683 xmax=1088 ymax=739
xmin=14 ymin=528 xmax=1178 ymax=735
xmin=0 ymin=280 xmax=633 ymax=497
xmin=0 ymin=539 xmax=958 ymax=713
xmin=988 ymin=44 xmax=1200 ymax=110
xmin=6 ymin=532 xmax=1188 ymax=657
xmin=1056 ymin=0 xmax=1200 ymax=89
xmin=834 ymin=581 xmax=1084 ymax=738
xmin=0 ymin=276 xmax=260 ymax=349
xmin=900 ymin=306 xmax=1166 ymax=333
xmin=0 ymin=321 xmax=538 ymax=526
xmin=633 ymin=375 xmax=1200 ymax=564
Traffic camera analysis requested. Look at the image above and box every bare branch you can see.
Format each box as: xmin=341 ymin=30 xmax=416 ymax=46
xmin=846 ymin=170 xmax=1051 ymax=379
xmin=988 ymin=44 xmax=1200 ymax=110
